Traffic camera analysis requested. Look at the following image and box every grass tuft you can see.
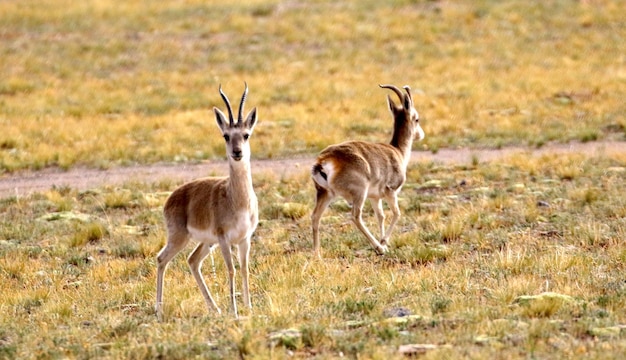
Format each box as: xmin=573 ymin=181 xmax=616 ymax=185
xmin=70 ymin=221 xmax=108 ymax=247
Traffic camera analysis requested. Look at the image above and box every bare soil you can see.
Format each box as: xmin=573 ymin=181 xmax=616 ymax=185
xmin=0 ymin=141 xmax=624 ymax=198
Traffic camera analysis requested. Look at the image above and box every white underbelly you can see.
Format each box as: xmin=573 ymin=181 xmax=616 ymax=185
xmin=187 ymin=210 xmax=257 ymax=245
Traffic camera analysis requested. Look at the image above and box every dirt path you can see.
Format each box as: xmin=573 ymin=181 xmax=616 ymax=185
xmin=0 ymin=141 xmax=624 ymax=198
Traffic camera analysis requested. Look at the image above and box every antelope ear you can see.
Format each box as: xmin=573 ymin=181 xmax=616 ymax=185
xmin=244 ymin=107 xmax=257 ymax=132
xmin=403 ymin=95 xmax=412 ymax=111
xmin=387 ymin=95 xmax=399 ymax=113
xmin=214 ymin=107 xmax=228 ymax=133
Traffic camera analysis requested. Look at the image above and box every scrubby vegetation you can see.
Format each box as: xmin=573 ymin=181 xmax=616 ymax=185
xmin=1 ymin=152 xmax=625 ymax=358
xmin=1 ymin=0 xmax=625 ymax=358
xmin=1 ymin=0 xmax=624 ymax=172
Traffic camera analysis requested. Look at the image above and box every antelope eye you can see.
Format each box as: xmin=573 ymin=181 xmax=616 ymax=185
xmin=243 ymin=134 xmax=250 ymax=140
xmin=224 ymin=134 xmax=230 ymax=142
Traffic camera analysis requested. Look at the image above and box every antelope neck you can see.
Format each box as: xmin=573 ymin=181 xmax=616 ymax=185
xmin=227 ymin=159 xmax=254 ymax=206
xmin=390 ymin=124 xmax=413 ymax=165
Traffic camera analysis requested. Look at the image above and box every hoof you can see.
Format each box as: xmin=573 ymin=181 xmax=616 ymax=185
xmin=377 ymin=244 xmax=389 ymax=254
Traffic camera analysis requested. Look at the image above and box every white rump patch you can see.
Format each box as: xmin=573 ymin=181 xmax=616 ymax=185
xmin=313 ymin=161 xmax=335 ymax=189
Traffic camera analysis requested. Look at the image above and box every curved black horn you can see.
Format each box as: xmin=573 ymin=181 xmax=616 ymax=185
xmin=379 ymin=84 xmax=405 ymax=103
xmin=238 ymin=82 xmax=248 ymax=125
xmin=219 ymin=84 xmax=235 ymax=126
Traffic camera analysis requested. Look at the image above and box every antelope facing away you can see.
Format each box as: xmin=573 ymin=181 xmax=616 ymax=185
xmin=311 ymin=84 xmax=424 ymax=257
xmin=156 ymin=83 xmax=258 ymax=319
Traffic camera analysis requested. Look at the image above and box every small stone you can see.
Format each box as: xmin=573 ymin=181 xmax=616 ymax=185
xmin=419 ymin=179 xmax=443 ymax=190
xmin=93 ymin=343 xmax=113 ymax=350
xmin=37 ymin=211 xmax=92 ymax=222
xmin=64 ymin=281 xmax=82 ymax=289
xmin=398 ymin=344 xmax=437 ymax=355
xmin=514 ymin=292 xmax=576 ymax=305
xmin=607 ymin=167 xmax=625 ymax=173
xmin=383 ymin=307 xmax=412 ymax=318
xmin=268 ymin=328 xmax=301 ymax=347
xmin=474 ymin=334 xmax=501 ymax=346
xmin=121 ymin=225 xmax=144 ymax=235
xmin=268 ymin=329 xmax=301 ymax=340
xmin=379 ymin=315 xmax=424 ymax=326
xmin=512 ymin=183 xmax=525 ymax=192
xmin=537 ymin=200 xmax=550 ymax=208
xmin=343 ymin=320 xmax=369 ymax=328
xmin=589 ymin=326 xmax=621 ymax=338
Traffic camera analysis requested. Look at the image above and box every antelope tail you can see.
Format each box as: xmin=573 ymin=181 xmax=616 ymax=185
xmin=311 ymin=163 xmax=329 ymax=188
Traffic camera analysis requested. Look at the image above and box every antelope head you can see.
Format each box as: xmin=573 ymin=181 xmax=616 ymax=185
xmin=214 ymin=83 xmax=258 ymax=162
xmin=379 ymin=84 xmax=425 ymax=142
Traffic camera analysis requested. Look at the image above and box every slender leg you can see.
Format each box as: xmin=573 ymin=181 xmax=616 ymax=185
xmin=311 ymin=183 xmax=333 ymax=258
xmin=238 ymin=239 xmax=252 ymax=310
xmin=218 ymin=240 xmax=238 ymax=318
xmin=370 ymin=198 xmax=386 ymax=240
xmin=156 ymin=230 xmax=190 ymax=320
xmin=381 ymin=193 xmax=401 ymax=246
xmin=351 ymin=194 xmax=388 ymax=254
xmin=188 ymin=242 xmax=221 ymax=314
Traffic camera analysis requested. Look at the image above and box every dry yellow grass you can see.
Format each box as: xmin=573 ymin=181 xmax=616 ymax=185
xmin=1 ymin=0 xmax=624 ymax=172
xmin=1 ymin=150 xmax=625 ymax=358
xmin=1 ymin=1 xmax=626 ymax=358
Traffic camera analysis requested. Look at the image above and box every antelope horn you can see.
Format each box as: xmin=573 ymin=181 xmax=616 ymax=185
xmin=403 ymin=85 xmax=412 ymax=100
xmin=379 ymin=84 xmax=405 ymax=103
xmin=238 ymin=82 xmax=248 ymax=126
xmin=403 ymin=85 xmax=414 ymax=106
xmin=219 ymin=84 xmax=235 ymax=126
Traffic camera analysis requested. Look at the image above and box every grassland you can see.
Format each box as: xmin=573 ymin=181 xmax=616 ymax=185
xmin=1 ymin=151 xmax=625 ymax=359
xmin=1 ymin=0 xmax=625 ymax=172
xmin=1 ymin=0 xmax=626 ymax=359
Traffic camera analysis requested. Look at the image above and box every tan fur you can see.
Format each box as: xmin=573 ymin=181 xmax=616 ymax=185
xmin=311 ymin=84 xmax=424 ymax=257
xmin=156 ymin=84 xmax=258 ymax=319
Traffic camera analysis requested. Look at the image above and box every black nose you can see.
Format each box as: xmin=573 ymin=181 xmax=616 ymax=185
xmin=232 ymin=150 xmax=242 ymax=159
